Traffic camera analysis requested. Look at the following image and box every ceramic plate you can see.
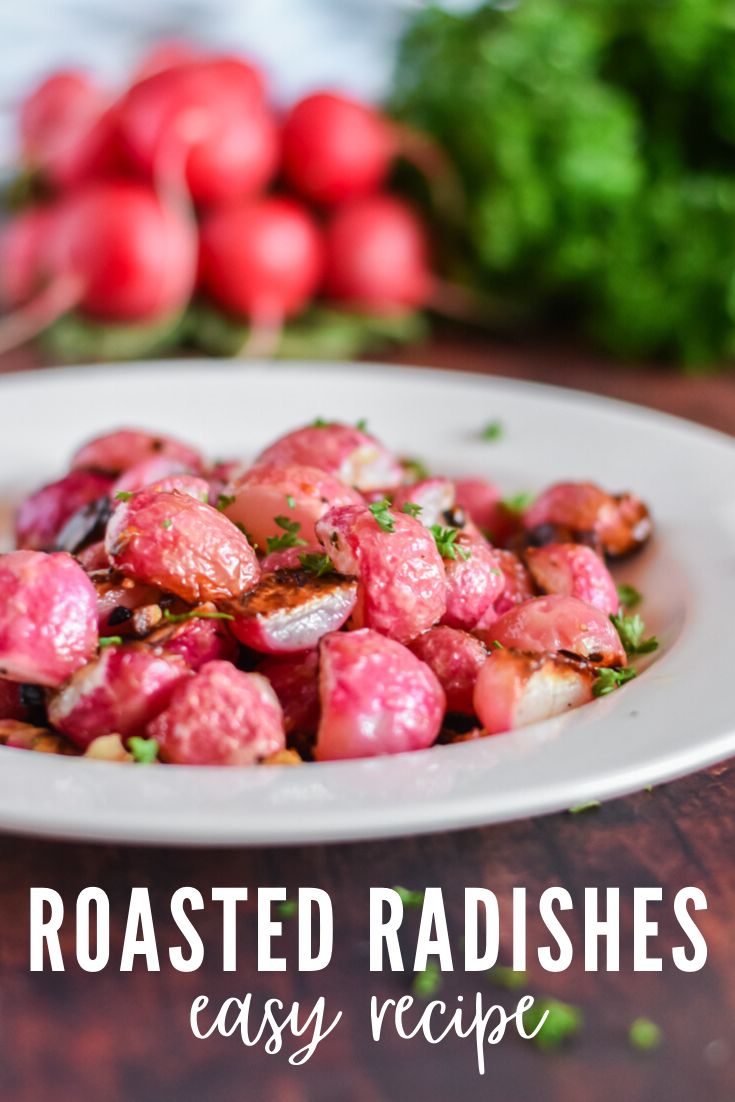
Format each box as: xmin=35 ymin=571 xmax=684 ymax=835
xmin=0 ymin=360 xmax=731 ymax=846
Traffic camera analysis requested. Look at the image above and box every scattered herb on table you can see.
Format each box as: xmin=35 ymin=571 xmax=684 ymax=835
xmin=523 ymin=998 xmax=583 ymax=1049
xmin=487 ymin=965 xmax=528 ymax=990
xmin=413 ymin=961 xmax=442 ymax=998
xmin=393 ymin=885 xmax=425 ymax=908
xmin=629 ymin=1017 xmax=662 ymax=1052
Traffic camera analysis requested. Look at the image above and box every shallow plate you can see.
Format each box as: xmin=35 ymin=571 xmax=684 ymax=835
xmin=0 ymin=360 xmax=732 ymax=846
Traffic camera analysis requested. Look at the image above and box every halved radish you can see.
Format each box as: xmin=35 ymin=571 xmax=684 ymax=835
xmin=474 ymin=649 xmax=594 ymax=734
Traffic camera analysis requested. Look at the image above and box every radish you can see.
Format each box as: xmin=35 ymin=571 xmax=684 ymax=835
xmin=0 ymin=207 xmax=53 ymax=309
xmin=323 ymin=195 xmax=433 ymax=313
xmin=199 ymin=197 xmax=324 ymax=352
xmin=118 ymin=58 xmax=276 ymax=205
xmin=132 ymin=40 xmax=203 ymax=82
xmin=0 ymin=181 xmax=197 ymax=351
xmin=20 ymin=70 xmax=119 ymax=189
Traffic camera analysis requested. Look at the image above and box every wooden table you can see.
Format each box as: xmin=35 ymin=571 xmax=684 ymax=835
xmin=2 ymin=336 xmax=735 ymax=1102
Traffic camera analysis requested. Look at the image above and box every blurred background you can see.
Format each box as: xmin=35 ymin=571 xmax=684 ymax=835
xmin=3 ymin=0 xmax=735 ymax=375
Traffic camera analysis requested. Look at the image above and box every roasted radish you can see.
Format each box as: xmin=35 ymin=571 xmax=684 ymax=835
xmin=474 ymin=649 xmax=595 ymax=734
xmin=483 ymin=595 xmax=626 ymax=667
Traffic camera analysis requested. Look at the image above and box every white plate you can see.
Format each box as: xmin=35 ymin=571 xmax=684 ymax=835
xmin=0 ymin=360 xmax=732 ymax=846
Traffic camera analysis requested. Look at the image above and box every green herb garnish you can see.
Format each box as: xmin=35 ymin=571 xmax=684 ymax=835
xmin=401 ymin=501 xmax=422 ymax=518
xmin=481 ymin=420 xmax=503 ymax=442
xmin=523 ymin=998 xmax=583 ymax=1049
xmin=491 ymin=639 xmax=504 ymax=649
xmin=593 ymin=666 xmax=637 ymax=697
xmin=501 ymin=492 xmax=535 ymax=514
xmin=393 ymin=886 xmax=425 ymax=908
xmin=216 ymin=493 xmax=235 ymax=511
xmin=629 ymin=1017 xmax=662 ymax=1052
xmin=412 ymin=961 xmax=442 ymax=999
xmin=369 ymin=499 xmax=396 ymax=533
xmin=128 ymin=737 xmax=159 ymax=765
xmin=401 ymin=456 xmax=430 ymax=482
xmin=99 ymin=636 xmax=123 ymax=648
xmin=161 ymin=518 xmax=173 ymax=530
xmin=356 ymin=418 xmax=369 ymax=432
xmin=610 ymin=611 xmax=658 ymax=657
xmin=286 ymin=494 xmax=296 ymax=509
xmin=277 ymin=899 xmax=298 ymax=919
xmin=299 ymin=552 xmax=335 ymax=577
xmin=568 ymin=800 xmax=601 ymax=814
xmin=430 ymin=524 xmax=471 ymax=561
xmin=115 ymin=490 xmax=133 ymax=502
xmin=311 ymin=417 xmax=331 ymax=428
xmin=487 ymin=965 xmax=527 ymax=990
xmin=617 ymin=583 xmax=642 ymax=610
xmin=162 ymin=609 xmax=235 ymax=625
xmin=266 ymin=515 xmax=308 ymax=553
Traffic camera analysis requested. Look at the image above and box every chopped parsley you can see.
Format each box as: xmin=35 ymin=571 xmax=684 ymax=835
xmin=216 ymin=493 xmax=235 ymax=511
xmin=162 ymin=609 xmax=235 ymax=625
xmin=311 ymin=417 xmax=331 ymax=428
xmin=481 ymin=420 xmax=503 ymax=442
xmin=501 ymin=491 xmax=535 ymax=514
xmin=128 ymin=736 xmax=159 ymax=765
xmin=286 ymin=494 xmax=296 ymax=509
xmin=593 ymin=666 xmax=637 ymax=697
xmin=356 ymin=418 xmax=369 ymax=432
xmin=629 ymin=1017 xmax=662 ymax=1051
xmin=392 ymin=885 xmax=425 ymax=908
xmin=266 ymin=515 xmax=308 ymax=553
xmin=114 ymin=490 xmax=134 ymax=502
xmin=568 ymin=800 xmax=601 ymax=814
xmin=430 ymin=524 xmax=471 ymax=561
xmin=523 ymin=998 xmax=583 ymax=1049
xmin=401 ymin=501 xmax=423 ymax=518
xmin=369 ymin=499 xmax=396 ymax=533
xmin=487 ymin=965 xmax=527 ymax=990
xmin=610 ymin=611 xmax=658 ymax=657
xmin=277 ymin=899 xmax=298 ymax=919
xmin=491 ymin=640 xmax=504 ymax=650
xmin=617 ymin=583 xmax=642 ymax=610
xmin=98 ymin=636 xmax=123 ymax=648
xmin=412 ymin=961 xmax=442 ymax=998
xmin=299 ymin=552 xmax=335 ymax=577
xmin=161 ymin=518 xmax=173 ymax=530
xmin=401 ymin=456 xmax=430 ymax=482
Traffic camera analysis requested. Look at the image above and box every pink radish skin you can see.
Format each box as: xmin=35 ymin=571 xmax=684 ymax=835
xmin=119 ymin=58 xmax=275 ymax=205
xmin=316 ymin=503 xmax=446 ymax=643
xmin=15 ymin=469 xmax=113 ymax=551
xmin=112 ymin=457 xmax=193 ymax=497
xmin=453 ymin=477 xmax=523 ymax=545
xmin=199 ymin=197 xmax=324 ymax=323
xmin=145 ymin=617 xmax=237 ymax=671
xmin=256 ymin=422 xmax=403 ymax=493
xmin=0 ymin=207 xmax=55 ymax=308
xmin=281 ymin=92 xmax=394 ymax=206
xmin=48 ymin=644 xmax=190 ymax=748
xmin=106 ymin=489 xmax=260 ymax=604
xmin=525 ymin=543 xmax=619 ymax=615
xmin=72 ymin=428 xmax=203 ymax=475
xmin=441 ymin=530 xmax=505 ymax=631
xmin=0 ymin=550 xmax=98 ymax=687
xmin=409 ymin=626 xmax=487 ymax=715
xmin=222 ymin=463 xmax=362 ymax=550
xmin=324 ymin=196 xmax=433 ymax=313
xmin=148 ymin=661 xmax=285 ymax=765
xmin=484 ymin=595 xmax=626 ymax=668
xmin=316 ymin=629 xmax=445 ymax=761
xmin=474 ymin=649 xmax=595 ymax=735
xmin=226 ymin=568 xmax=358 ymax=654
xmin=475 ymin=548 xmax=534 ymax=629
xmin=260 ymin=543 xmax=322 ymax=573
xmin=47 ymin=181 xmax=197 ymax=322
xmin=258 ymin=650 xmax=320 ymax=736
xmin=524 ymin=482 xmax=652 ymax=558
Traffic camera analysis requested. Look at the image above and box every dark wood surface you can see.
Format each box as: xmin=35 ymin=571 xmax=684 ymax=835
xmin=2 ymin=337 xmax=735 ymax=1102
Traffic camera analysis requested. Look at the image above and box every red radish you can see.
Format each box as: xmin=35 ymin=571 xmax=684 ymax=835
xmin=199 ymin=197 xmax=324 ymax=334
xmin=323 ymin=196 xmax=433 ymax=313
xmin=0 ymin=207 xmax=54 ymax=308
xmin=118 ymin=58 xmax=276 ymax=205
xmin=281 ymin=92 xmax=394 ymax=206
xmin=20 ymin=70 xmax=119 ymax=189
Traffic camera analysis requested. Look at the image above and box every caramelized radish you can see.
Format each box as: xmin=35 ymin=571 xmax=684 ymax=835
xmin=474 ymin=649 xmax=595 ymax=734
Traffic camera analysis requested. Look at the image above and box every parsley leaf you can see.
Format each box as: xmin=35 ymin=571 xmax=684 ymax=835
xmin=392 ymin=885 xmax=425 ymax=908
xmin=216 ymin=493 xmax=235 ymax=511
xmin=593 ymin=666 xmax=637 ymax=697
xmin=610 ymin=611 xmax=658 ymax=657
xmin=162 ymin=609 xmax=235 ymax=625
xmin=277 ymin=899 xmax=298 ymax=919
xmin=501 ymin=491 xmax=535 ymax=514
xmin=299 ymin=552 xmax=335 ymax=577
xmin=617 ymin=583 xmax=642 ymax=610
xmin=568 ymin=800 xmax=601 ymax=814
xmin=412 ymin=961 xmax=442 ymax=998
xmin=401 ymin=501 xmax=422 ymax=518
xmin=311 ymin=417 xmax=331 ymax=428
xmin=523 ymin=998 xmax=583 ymax=1049
xmin=128 ymin=736 xmax=159 ymax=765
xmin=481 ymin=420 xmax=503 ymax=441
xmin=369 ymin=499 xmax=396 ymax=533
xmin=98 ymin=635 xmax=123 ymax=648
xmin=401 ymin=456 xmax=430 ymax=482
xmin=161 ymin=518 xmax=173 ymax=530
xmin=487 ymin=965 xmax=527 ymax=990
xmin=266 ymin=515 xmax=308 ymax=553
xmin=286 ymin=494 xmax=296 ymax=509
xmin=356 ymin=418 xmax=368 ymax=432
xmin=629 ymin=1017 xmax=662 ymax=1052
xmin=115 ymin=490 xmax=133 ymax=502
xmin=430 ymin=524 xmax=471 ymax=561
